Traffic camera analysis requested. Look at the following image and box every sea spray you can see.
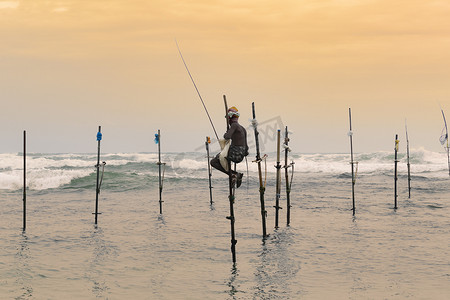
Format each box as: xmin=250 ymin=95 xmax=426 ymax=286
xmin=1 ymin=149 xmax=449 ymax=192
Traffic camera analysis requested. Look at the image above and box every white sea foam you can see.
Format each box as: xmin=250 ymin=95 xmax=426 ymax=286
xmin=1 ymin=149 xmax=448 ymax=190
xmin=102 ymin=152 xmax=159 ymax=163
xmin=171 ymin=158 xmax=206 ymax=170
xmin=0 ymin=171 xmax=22 ymax=190
xmin=0 ymin=168 xmax=92 ymax=190
xmin=29 ymin=169 xmax=93 ymax=190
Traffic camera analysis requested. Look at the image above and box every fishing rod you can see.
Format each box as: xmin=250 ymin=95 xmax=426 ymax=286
xmin=405 ymin=120 xmax=411 ymax=198
xmin=440 ymin=108 xmax=450 ymax=176
xmin=176 ymin=40 xmax=220 ymax=142
xmin=251 ymin=102 xmax=267 ymax=238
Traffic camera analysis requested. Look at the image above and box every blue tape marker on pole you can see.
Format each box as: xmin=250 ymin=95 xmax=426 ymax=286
xmin=97 ymin=131 xmax=102 ymax=141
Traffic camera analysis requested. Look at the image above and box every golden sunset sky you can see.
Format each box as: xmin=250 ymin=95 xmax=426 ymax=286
xmin=1 ymin=0 xmax=449 ymax=153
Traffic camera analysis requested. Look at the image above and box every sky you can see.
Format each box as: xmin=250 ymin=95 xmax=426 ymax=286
xmin=1 ymin=0 xmax=450 ymax=154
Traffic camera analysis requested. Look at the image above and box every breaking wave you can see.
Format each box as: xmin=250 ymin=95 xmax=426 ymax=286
xmin=0 ymin=148 xmax=448 ymax=191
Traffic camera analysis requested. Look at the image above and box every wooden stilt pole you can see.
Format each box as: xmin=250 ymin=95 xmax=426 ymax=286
xmin=94 ymin=126 xmax=102 ymax=224
xmin=440 ymin=108 xmax=450 ymax=176
xmin=251 ymin=102 xmax=267 ymax=238
xmin=274 ymin=130 xmax=282 ymax=229
xmin=224 ymin=95 xmax=229 ymax=129
xmin=406 ymin=122 xmax=411 ymax=199
xmin=394 ymin=134 xmax=399 ymax=209
xmin=23 ymin=130 xmax=26 ymax=231
xmin=284 ymin=126 xmax=292 ymax=226
xmin=157 ymin=129 xmax=163 ymax=214
xmin=206 ymin=136 xmax=213 ymax=205
xmin=348 ymin=108 xmax=356 ymax=215
xmin=227 ymin=160 xmax=237 ymax=263
xmin=224 ymin=95 xmax=237 ymax=263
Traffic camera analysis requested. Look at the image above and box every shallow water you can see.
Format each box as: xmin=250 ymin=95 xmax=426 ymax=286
xmin=1 ymin=151 xmax=449 ymax=299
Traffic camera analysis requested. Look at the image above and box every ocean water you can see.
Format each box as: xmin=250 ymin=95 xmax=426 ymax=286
xmin=0 ymin=149 xmax=449 ymax=299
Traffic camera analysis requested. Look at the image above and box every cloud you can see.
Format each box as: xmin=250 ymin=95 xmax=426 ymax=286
xmin=0 ymin=1 xmax=19 ymax=9
xmin=53 ymin=7 xmax=69 ymax=13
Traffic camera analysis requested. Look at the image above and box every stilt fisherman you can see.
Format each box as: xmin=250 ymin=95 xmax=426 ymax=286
xmin=211 ymin=106 xmax=248 ymax=188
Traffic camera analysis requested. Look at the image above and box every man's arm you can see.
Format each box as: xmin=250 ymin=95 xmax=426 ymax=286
xmin=224 ymin=123 xmax=237 ymax=140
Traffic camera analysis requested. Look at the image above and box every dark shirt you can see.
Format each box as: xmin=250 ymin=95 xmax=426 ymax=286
xmin=224 ymin=119 xmax=247 ymax=147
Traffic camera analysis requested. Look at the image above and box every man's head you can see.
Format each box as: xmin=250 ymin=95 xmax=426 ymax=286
xmin=227 ymin=106 xmax=240 ymax=119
